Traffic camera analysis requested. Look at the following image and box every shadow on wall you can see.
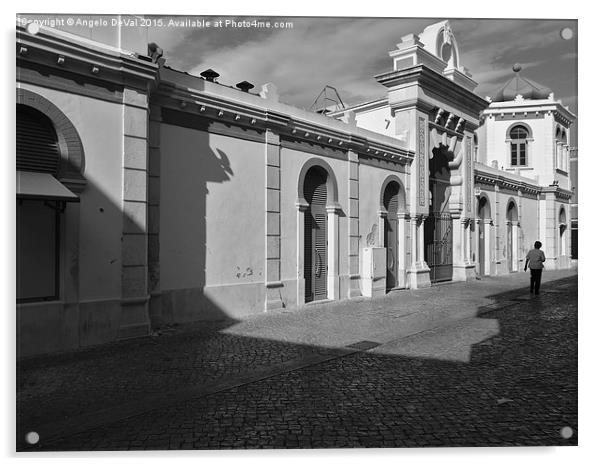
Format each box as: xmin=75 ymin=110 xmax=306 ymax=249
xmin=16 ymin=276 xmax=578 ymax=449
xmin=17 ymin=105 xmax=240 ymax=356
xmin=154 ymin=115 xmax=241 ymax=328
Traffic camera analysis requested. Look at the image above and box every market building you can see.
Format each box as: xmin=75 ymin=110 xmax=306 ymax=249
xmin=16 ymin=20 xmax=577 ymax=357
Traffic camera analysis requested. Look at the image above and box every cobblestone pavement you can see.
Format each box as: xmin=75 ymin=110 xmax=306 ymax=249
xmin=17 ymin=270 xmax=577 ymax=450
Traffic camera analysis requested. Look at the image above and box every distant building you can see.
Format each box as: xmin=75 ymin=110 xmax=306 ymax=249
xmin=16 ymin=20 xmax=577 ymax=357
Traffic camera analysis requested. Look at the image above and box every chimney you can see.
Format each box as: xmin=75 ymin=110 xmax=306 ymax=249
xmin=200 ymin=69 xmax=220 ymax=82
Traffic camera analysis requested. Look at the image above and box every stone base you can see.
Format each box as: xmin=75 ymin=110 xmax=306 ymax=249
xmin=327 ymin=275 xmax=341 ymax=300
xmin=360 ymin=276 xmax=386 ymax=297
xmin=265 ymin=282 xmax=285 ymax=311
xmin=348 ymin=274 xmax=363 ymax=298
xmin=118 ymin=299 xmax=150 ymax=340
xmin=148 ymin=292 xmax=163 ymax=328
xmin=452 ymin=263 xmax=477 ymax=282
xmin=407 ymin=266 xmax=431 ymax=289
xmin=117 ymin=322 xmax=150 ymax=340
xmin=542 ymin=258 xmax=559 ymax=270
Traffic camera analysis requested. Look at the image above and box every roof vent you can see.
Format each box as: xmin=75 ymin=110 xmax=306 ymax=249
xmin=236 ymin=81 xmax=255 ymax=92
xmin=200 ymin=69 xmax=220 ymax=82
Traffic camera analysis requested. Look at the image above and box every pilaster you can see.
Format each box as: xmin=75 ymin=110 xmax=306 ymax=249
xmin=147 ymin=103 xmax=161 ymax=327
xmin=347 ymin=150 xmax=362 ymax=297
xmin=119 ymin=88 xmax=151 ymax=339
xmin=265 ymin=129 xmax=284 ymax=310
xmin=326 ymin=205 xmax=340 ymax=300
xmin=407 ymin=214 xmax=431 ymax=288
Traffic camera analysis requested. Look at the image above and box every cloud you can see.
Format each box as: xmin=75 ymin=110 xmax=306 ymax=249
xmin=136 ymin=17 xmax=576 ymax=112
xmin=184 ymin=18 xmax=437 ymax=107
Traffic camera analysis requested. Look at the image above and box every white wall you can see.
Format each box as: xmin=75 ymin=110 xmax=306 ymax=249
xmin=355 ymin=106 xmax=397 ymax=139
xmin=18 ymin=82 xmax=124 ymax=301
xmin=159 ymin=123 xmax=266 ymax=319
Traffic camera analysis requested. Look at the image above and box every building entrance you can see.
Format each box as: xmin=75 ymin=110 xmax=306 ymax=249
xmin=425 ymin=147 xmax=453 ymax=283
xmin=383 ymin=181 xmax=400 ymax=290
xmin=303 ymin=166 xmax=328 ymax=302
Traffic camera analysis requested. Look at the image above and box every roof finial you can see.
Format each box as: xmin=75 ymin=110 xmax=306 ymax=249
xmin=512 ymin=63 xmax=522 ymax=73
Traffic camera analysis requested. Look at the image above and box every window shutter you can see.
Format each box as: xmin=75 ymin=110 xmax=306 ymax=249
xmin=16 ymin=106 xmax=60 ymax=174
xmin=384 ymin=182 xmax=400 ymax=219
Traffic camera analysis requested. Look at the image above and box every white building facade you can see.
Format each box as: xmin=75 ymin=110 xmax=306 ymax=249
xmin=16 ymin=20 xmax=577 ymax=357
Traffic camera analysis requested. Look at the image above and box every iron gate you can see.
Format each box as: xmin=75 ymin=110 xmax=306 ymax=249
xmin=424 ymin=212 xmax=453 ymax=282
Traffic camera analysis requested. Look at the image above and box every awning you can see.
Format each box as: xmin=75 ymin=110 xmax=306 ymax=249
xmin=16 ymin=171 xmax=79 ymax=202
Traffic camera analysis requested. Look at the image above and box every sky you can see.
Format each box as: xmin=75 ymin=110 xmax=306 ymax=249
xmin=146 ymin=17 xmax=578 ymax=113
xmin=18 ymin=15 xmax=578 ymax=138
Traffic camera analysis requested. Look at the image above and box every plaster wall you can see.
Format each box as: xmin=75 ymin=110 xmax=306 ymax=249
xmin=280 ymin=145 xmax=349 ymax=307
xmin=18 ymin=82 xmax=124 ymax=300
xmin=159 ymin=123 xmax=265 ymax=321
xmin=477 ymin=185 xmax=541 ymax=275
xmin=17 ymin=82 xmax=126 ymax=357
xmin=357 ymin=162 xmax=410 ymax=288
xmin=482 ymin=113 xmax=556 ymax=186
xmin=354 ymin=106 xmax=397 ymax=139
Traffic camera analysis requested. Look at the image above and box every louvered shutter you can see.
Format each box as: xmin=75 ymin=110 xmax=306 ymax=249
xmin=383 ymin=182 xmax=400 ymax=290
xmin=384 ymin=182 xmax=399 ymax=219
xmin=17 ymin=106 xmax=60 ymax=174
xmin=313 ymin=212 xmax=327 ymax=300
xmin=303 ymin=167 xmax=328 ymax=302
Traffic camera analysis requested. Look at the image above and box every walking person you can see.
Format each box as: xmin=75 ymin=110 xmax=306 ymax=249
xmin=524 ymin=241 xmax=546 ymax=294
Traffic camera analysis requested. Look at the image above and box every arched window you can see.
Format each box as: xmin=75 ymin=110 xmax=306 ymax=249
xmin=17 ymin=105 xmax=62 ymax=302
xmin=16 ymin=94 xmax=83 ymax=305
xmin=17 ymin=105 xmax=61 ymax=174
xmin=509 ymin=125 xmax=529 ymax=167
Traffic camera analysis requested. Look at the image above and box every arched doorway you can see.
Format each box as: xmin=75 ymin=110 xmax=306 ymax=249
xmin=383 ymin=181 xmax=401 ymax=290
xmin=425 ymin=145 xmax=453 ymax=282
xmin=303 ymin=166 xmax=328 ymax=302
xmin=506 ymin=201 xmax=518 ymax=272
xmin=477 ymin=196 xmax=491 ymax=276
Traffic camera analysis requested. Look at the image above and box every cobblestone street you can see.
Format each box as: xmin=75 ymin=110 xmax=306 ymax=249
xmin=17 ymin=270 xmax=578 ymax=450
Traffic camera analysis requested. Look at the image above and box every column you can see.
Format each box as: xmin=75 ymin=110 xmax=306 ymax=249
xmin=451 ymin=215 xmax=463 ymax=277
xmin=378 ymin=210 xmax=386 ymax=248
xmin=410 ymin=215 xmax=418 ymax=266
xmin=474 ymin=218 xmax=481 ymax=274
xmin=485 ymin=219 xmax=493 ymax=275
xmin=397 ymin=213 xmax=408 ymax=288
xmin=407 ymin=214 xmax=430 ymax=288
xmin=347 ymin=150 xmax=361 ymax=297
xmin=295 ymin=200 xmax=309 ymax=305
xmin=493 ymin=183 xmax=501 ymax=274
xmin=464 ymin=219 xmax=471 ymax=264
xmin=417 ymin=215 xmax=426 ymax=267
xmin=512 ymin=221 xmax=519 ymax=271
xmin=265 ymin=129 xmax=284 ymax=310
xmin=452 ymin=215 xmax=476 ymax=281
xmin=326 ymin=205 xmax=340 ymax=300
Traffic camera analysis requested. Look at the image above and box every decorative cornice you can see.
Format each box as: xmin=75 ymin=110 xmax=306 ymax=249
xmin=154 ymin=81 xmax=414 ymax=165
xmin=474 ymin=167 xmax=540 ymax=195
xmin=16 ymin=25 xmax=158 ymax=89
xmin=541 ymin=185 xmax=573 ymax=201
xmin=374 ymin=64 xmax=489 ymax=119
xmin=483 ymin=102 xmax=575 ymax=127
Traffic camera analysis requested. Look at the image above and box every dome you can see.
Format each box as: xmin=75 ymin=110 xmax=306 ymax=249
xmin=492 ymin=65 xmax=552 ymax=102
